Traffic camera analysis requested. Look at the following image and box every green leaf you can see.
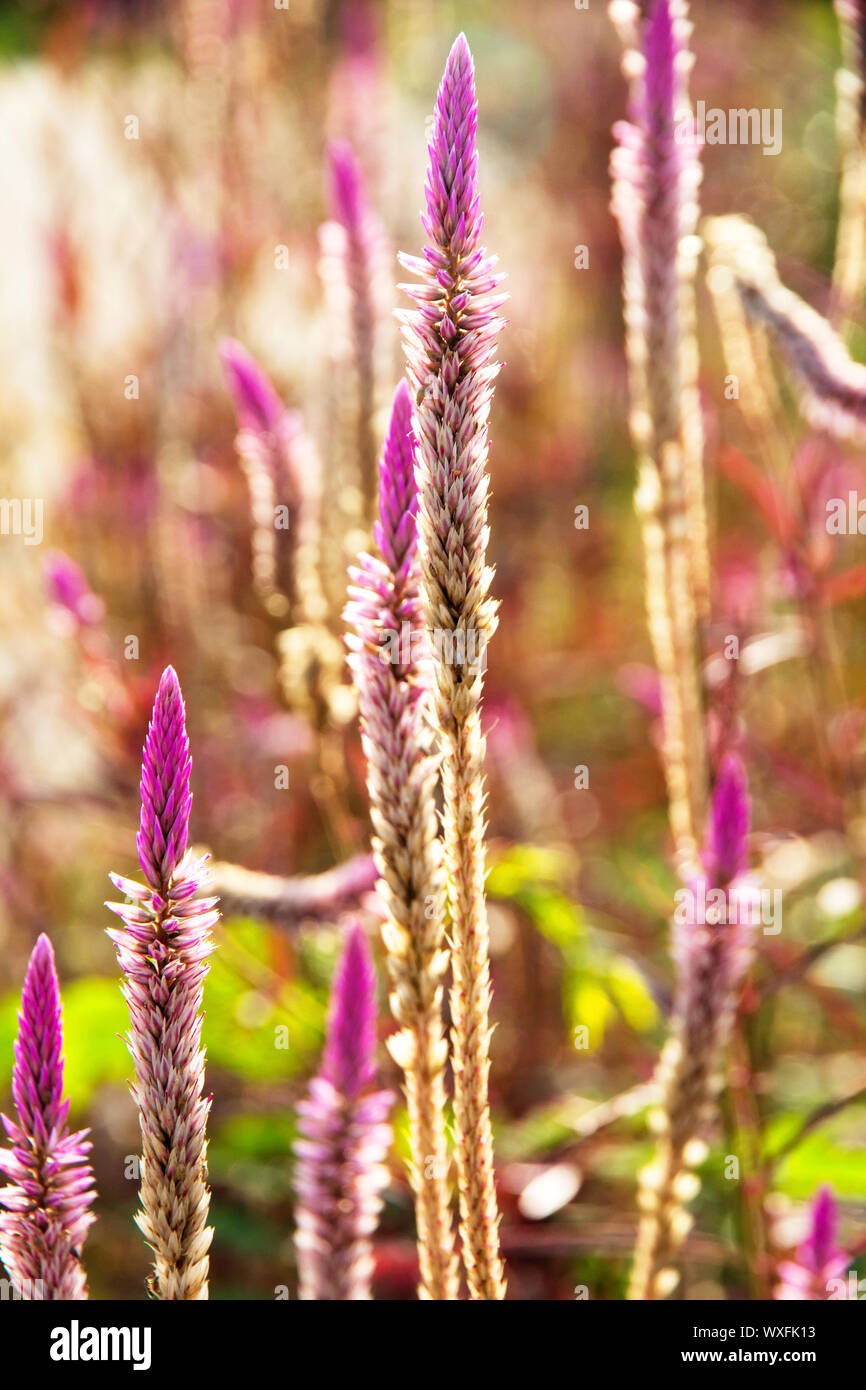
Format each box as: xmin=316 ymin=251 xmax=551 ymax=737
xmin=205 ymin=922 xmax=327 ymax=1082
xmin=605 ymin=957 xmax=659 ymax=1032
xmin=772 ymin=1128 xmax=866 ymax=1200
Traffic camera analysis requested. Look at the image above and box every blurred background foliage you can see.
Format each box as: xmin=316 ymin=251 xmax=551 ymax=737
xmin=0 ymin=0 xmax=864 ymax=1299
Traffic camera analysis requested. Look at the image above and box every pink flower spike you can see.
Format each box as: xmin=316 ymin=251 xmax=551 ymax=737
xmin=294 ymin=923 xmax=393 ymax=1300
xmin=0 ymin=934 xmax=96 ymax=1300
xmin=107 ymin=665 xmax=217 ymax=1300
xmin=219 ymin=337 xmax=286 ymax=437
xmin=775 ymin=1187 xmax=852 ymax=1300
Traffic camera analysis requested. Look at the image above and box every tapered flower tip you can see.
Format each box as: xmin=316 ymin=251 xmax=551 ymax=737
xmin=341 ymin=0 xmax=378 ymax=57
xmin=804 ymin=1187 xmax=837 ymax=1271
xmin=390 ymin=375 xmax=413 ymax=419
xmin=219 ymin=337 xmax=284 ymax=436
xmin=153 ymin=664 xmax=183 ymax=720
xmin=374 ymin=380 xmax=417 ymax=572
xmin=13 ymin=933 xmax=65 ymax=1138
xmin=447 ymin=31 xmax=473 ymax=78
xmin=137 ymin=665 xmax=192 ymax=891
xmin=643 ymin=0 xmax=676 ymax=114
xmin=26 ymin=932 xmax=57 ymax=988
xmin=327 ymin=139 xmax=365 ymax=229
xmin=421 ymin=31 xmax=481 ymax=256
xmin=43 ymin=551 xmax=105 ymax=627
xmin=433 ymin=33 xmax=477 ymax=134
xmin=434 ymin=32 xmax=476 ymax=134
xmin=322 ymin=921 xmax=378 ymax=1101
xmin=703 ymin=753 xmax=750 ymax=887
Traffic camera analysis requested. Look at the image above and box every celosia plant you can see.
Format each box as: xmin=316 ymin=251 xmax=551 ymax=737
xmin=220 ymin=336 xmax=304 ymax=619
xmin=0 ymin=934 xmax=96 ymax=1300
xmin=629 ymin=754 xmax=755 ymax=1300
xmin=399 ymin=31 xmax=508 ymax=1300
xmin=344 ymin=379 xmax=458 ymax=1300
xmin=705 ymin=214 xmax=866 ymax=443
xmin=776 ymin=1187 xmax=852 ymax=1300
xmin=43 ymin=551 xmax=105 ymax=630
xmin=324 ymin=139 xmax=389 ymax=519
xmin=610 ymin=0 xmax=708 ymax=862
xmin=106 ymin=665 xmax=219 ymax=1300
xmin=294 ymin=922 xmax=393 ymax=1300
xmin=7 ymin=0 xmax=866 ymax=1316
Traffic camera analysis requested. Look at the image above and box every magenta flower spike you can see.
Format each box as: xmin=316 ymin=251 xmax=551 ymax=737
xmin=43 ymin=551 xmax=105 ymax=629
xmin=372 ymin=379 xmax=420 ymax=588
xmin=322 ymin=138 xmax=389 ymax=520
xmin=610 ymin=0 xmax=708 ymax=859
xmin=631 ymin=752 xmax=756 ymax=1300
xmin=776 ymin=1188 xmax=852 ymax=1300
xmin=610 ymin=0 xmax=702 ymax=452
xmin=135 ymin=665 xmax=193 ymax=891
xmin=668 ymin=755 xmax=755 ymax=1072
xmin=106 ymin=665 xmax=219 ymax=1300
xmin=328 ymin=139 xmax=365 ymax=234
xmin=702 ymin=753 xmax=750 ymax=889
xmin=321 ymin=921 xmax=378 ymax=1100
xmin=344 ymin=382 xmax=457 ymax=1300
xmin=294 ymin=922 xmax=393 ymax=1301
xmin=0 ymin=934 xmax=96 ymax=1300
xmin=219 ymin=337 xmax=286 ymax=438
xmin=399 ymin=30 xmax=508 ymax=1302
xmin=219 ymin=337 xmax=300 ymax=615
xmin=345 ymin=380 xmax=425 ymax=682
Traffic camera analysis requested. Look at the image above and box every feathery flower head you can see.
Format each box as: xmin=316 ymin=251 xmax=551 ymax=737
xmin=322 ymin=920 xmax=378 ymax=1101
xmin=424 ymin=34 xmax=479 ymax=242
xmin=803 ymin=1188 xmax=842 ymax=1274
xmin=219 ymin=337 xmax=285 ymax=437
xmin=294 ymin=922 xmax=393 ymax=1300
xmin=609 ymin=0 xmax=709 ymax=864
xmin=643 ymin=0 xmax=677 ymax=121
xmin=703 ymin=753 xmax=750 ymax=888
xmin=673 ymin=751 xmax=754 ymax=995
xmin=610 ymin=0 xmax=701 ymax=416
xmin=43 ymin=551 xmax=105 ymax=629
xmin=633 ymin=752 xmax=756 ymax=1299
xmin=136 ymin=665 xmax=192 ymax=892
xmin=373 ymin=379 xmax=417 ymax=583
xmin=219 ymin=338 xmax=314 ymax=622
xmin=328 ymin=139 xmax=367 ymax=233
xmin=319 ymin=135 xmax=391 ymax=527
xmin=399 ymin=31 xmax=507 ymax=1301
xmin=400 ymin=33 xmax=505 ymax=400
xmin=343 ymin=385 xmax=456 ymax=1298
xmin=207 ymin=851 xmax=378 ymax=927
xmin=0 ymin=934 xmax=96 ymax=1300
xmin=107 ymin=665 xmax=218 ymax=1299
xmin=345 ymin=381 xmax=427 ymax=688
xmin=705 ymin=214 xmax=866 ymax=443
xmin=10 ymin=935 xmax=66 ymax=1143
xmin=612 ymin=0 xmax=693 ymax=117
xmin=398 ymin=31 xmax=506 ymax=682
xmin=776 ymin=1187 xmax=851 ymax=1299
xmin=340 ymin=0 xmax=378 ymax=61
